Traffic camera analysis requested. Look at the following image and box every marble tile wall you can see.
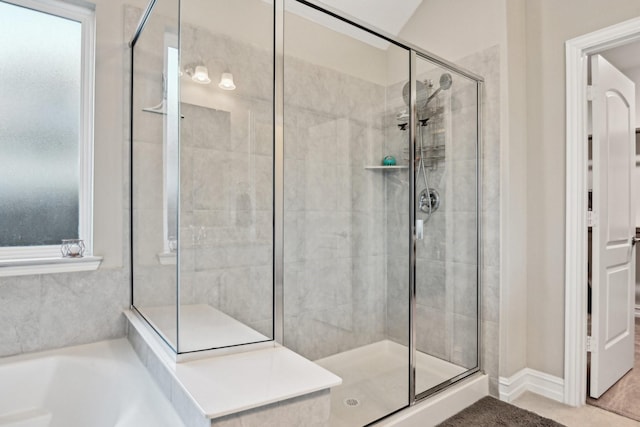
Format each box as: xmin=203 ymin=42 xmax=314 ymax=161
xmin=282 ymin=54 xmax=390 ymax=361
xmin=458 ymin=45 xmax=502 ymax=397
xmin=0 ymin=270 xmax=130 ymax=357
xmin=211 ymin=390 xmax=330 ymax=427
xmin=129 ymin=9 xmax=275 ymax=344
xmin=177 ymin=22 xmax=275 ymax=339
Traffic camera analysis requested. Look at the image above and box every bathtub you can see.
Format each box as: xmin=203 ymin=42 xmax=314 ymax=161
xmin=0 ymin=339 xmax=185 ymax=427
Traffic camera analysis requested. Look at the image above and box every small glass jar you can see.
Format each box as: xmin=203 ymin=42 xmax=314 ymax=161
xmin=61 ymin=239 xmax=85 ymax=258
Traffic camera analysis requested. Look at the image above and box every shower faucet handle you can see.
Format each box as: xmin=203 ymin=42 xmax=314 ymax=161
xmin=416 ymin=220 xmax=424 ymax=240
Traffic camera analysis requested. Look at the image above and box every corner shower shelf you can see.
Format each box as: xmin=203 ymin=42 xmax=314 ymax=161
xmin=364 ymin=165 xmax=409 ymax=171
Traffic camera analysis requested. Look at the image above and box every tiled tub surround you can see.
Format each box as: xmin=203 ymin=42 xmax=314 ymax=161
xmin=0 ymin=269 xmax=130 ymax=358
xmin=0 ymin=338 xmax=185 ymax=427
xmin=126 ymin=310 xmax=340 ymax=427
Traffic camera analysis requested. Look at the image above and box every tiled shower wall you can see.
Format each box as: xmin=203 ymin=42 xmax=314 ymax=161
xmin=460 ymin=46 xmax=501 ymax=397
xmin=129 ymin=6 xmax=393 ymax=357
xmin=177 ymin=20 xmax=275 ymax=337
xmin=282 ymin=56 xmax=390 ymax=361
xmin=129 ymin=7 xmax=275 ymax=339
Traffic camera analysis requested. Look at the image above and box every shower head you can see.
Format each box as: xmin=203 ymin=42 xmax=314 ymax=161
xmin=439 ymin=73 xmax=453 ymax=90
xmin=401 ymin=73 xmax=452 ymax=108
xmin=426 ymin=73 xmax=453 ymax=104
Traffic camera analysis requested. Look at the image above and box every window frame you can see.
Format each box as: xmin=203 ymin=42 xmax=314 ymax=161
xmin=0 ymin=0 xmax=95 ymax=261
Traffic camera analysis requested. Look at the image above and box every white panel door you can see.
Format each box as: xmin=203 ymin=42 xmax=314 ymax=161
xmin=590 ymin=54 xmax=636 ymax=398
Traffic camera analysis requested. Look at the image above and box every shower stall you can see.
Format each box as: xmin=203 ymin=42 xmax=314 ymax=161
xmin=130 ymin=0 xmax=482 ymax=425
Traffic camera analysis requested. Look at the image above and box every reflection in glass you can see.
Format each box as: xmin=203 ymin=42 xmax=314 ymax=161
xmin=131 ymin=0 xmax=275 ymax=354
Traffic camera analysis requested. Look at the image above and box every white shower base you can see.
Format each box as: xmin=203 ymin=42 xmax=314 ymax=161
xmin=137 ymin=304 xmax=268 ymax=353
xmin=315 ymin=340 xmax=466 ymax=427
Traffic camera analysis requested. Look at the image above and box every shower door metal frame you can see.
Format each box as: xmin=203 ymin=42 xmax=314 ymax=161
xmin=412 ymin=52 xmax=484 ymax=403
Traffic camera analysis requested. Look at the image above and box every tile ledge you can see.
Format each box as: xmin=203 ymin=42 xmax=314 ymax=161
xmin=0 ymin=256 xmax=103 ymax=277
xmin=125 ymin=309 xmax=342 ymax=420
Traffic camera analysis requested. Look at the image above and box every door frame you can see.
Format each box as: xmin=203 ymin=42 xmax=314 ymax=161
xmin=565 ymin=16 xmax=640 ymax=407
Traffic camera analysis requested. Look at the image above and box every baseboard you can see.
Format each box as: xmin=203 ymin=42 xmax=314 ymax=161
xmin=499 ymin=368 xmax=564 ymax=403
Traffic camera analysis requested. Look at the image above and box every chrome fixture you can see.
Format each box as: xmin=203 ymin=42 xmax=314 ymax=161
xmin=419 ymin=188 xmax=440 ymax=214
xmin=426 ymin=73 xmax=452 ymax=104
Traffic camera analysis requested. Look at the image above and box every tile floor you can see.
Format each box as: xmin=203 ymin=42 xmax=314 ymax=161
xmin=513 ymin=392 xmax=640 ymax=427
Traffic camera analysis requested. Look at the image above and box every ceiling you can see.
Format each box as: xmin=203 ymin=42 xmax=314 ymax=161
xmin=289 ymin=0 xmax=423 ymax=49
xmin=316 ymin=0 xmax=423 ymax=37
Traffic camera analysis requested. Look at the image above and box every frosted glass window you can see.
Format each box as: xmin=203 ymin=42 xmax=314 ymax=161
xmin=0 ymin=2 xmax=83 ymax=247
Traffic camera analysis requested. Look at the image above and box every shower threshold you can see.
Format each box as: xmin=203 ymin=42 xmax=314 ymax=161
xmin=136 ymin=304 xmax=269 ymax=353
xmin=315 ymin=340 xmax=466 ymax=427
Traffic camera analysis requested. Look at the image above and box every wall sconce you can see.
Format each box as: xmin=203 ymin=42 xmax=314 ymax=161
xmin=218 ymin=72 xmax=236 ymax=90
xmin=186 ymin=65 xmax=211 ymax=84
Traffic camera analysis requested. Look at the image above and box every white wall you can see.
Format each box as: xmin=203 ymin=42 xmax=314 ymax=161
xmin=502 ymin=0 xmax=529 ymax=380
xmin=94 ymin=0 xmax=148 ymax=267
xmin=524 ymin=0 xmax=640 ymax=378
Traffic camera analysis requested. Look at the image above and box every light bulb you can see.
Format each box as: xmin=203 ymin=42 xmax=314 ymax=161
xmin=218 ymin=72 xmax=236 ymax=90
xmin=192 ymin=65 xmax=211 ymax=84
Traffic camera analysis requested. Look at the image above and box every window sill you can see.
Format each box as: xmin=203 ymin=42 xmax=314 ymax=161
xmin=0 ymin=256 xmax=103 ymax=277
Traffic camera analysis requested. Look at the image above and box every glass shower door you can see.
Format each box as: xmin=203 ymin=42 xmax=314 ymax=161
xmin=281 ymin=1 xmax=411 ymax=425
xmin=413 ymin=54 xmax=480 ymax=397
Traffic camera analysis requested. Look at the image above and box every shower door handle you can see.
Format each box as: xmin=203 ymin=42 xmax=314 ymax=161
xmin=416 ymin=219 xmax=424 ymax=240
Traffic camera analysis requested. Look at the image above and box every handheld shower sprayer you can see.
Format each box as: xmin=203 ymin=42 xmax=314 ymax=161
xmin=401 ymin=72 xmax=453 ymax=109
xmin=398 ymin=72 xmax=453 ymax=221
xmin=425 ymin=73 xmax=453 ymax=104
